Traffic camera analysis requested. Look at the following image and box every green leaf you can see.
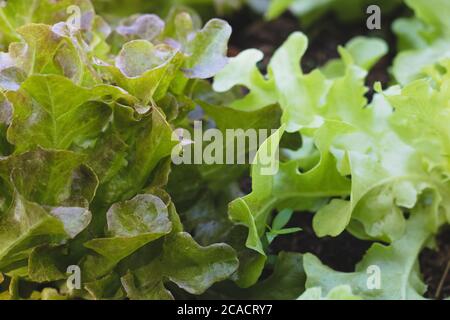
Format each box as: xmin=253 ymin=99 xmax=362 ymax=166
xmin=405 ymin=0 xmax=450 ymax=38
xmin=323 ymin=37 xmax=388 ymax=74
xmin=84 ymin=272 xmax=125 ymax=300
xmin=228 ymin=127 xmax=286 ymax=258
xmin=0 ymin=193 xmax=68 ymax=269
xmin=6 ymin=74 xmax=134 ymax=152
xmin=96 ymin=40 xmax=184 ymax=104
xmin=214 ymin=32 xmax=385 ymax=132
xmin=393 ymin=40 xmax=450 ymax=85
xmin=162 ymin=10 xmax=231 ymax=79
xmin=0 ymin=148 xmax=96 ymax=270
xmin=28 ymin=246 xmax=68 ymax=283
xmin=0 ymin=148 xmax=97 ymax=207
xmin=229 ymin=119 xmax=352 ymax=285
xmin=267 ymin=209 xmax=301 ymax=244
xmin=40 ymin=288 xmax=68 ymax=300
xmin=121 ymin=267 xmax=174 ymax=300
xmin=204 ymin=252 xmax=306 ymax=300
xmin=392 ymin=18 xmax=429 ymax=52
xmin=392 ymin=0 xmax=450 ymax=85
xmin=270 ymin=228 xmax=302 ymax=235
xmin=266 ymin=0 xmax=295 ymax=20
xmin=161 ymin=232 xmax=238 ymax=294
xmin=304 ymin=214 xmax=431 ymax=300
xmin=213 ymin=49 xmax=278 ymax=110
xmin=241 ymin=252 xmax=305 ymax=300
xmin=0 ymin=22 xmax=103 ymax=88
xmin=313 ymin=199 xmax=351 ymax=237
xmin=121 ymin=232 xmax=238 ymax=299
xmin=182 ymin=18 xmax=231 ymax=79
xmin=83 ymin=194 xmax=172 ymax=278
xmin=116 ymin=14 xmax=165 ymax=42
xmin=272 ymin=209 xmax=294 ymax=230
xmin=268 ymin=32 xmax=315 ymax=132
xmin=93 ymin=107 xmax=177 ymax=206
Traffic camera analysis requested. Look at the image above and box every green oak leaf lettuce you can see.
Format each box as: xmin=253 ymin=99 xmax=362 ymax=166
xmin=393 ymin=0 xmax=450 ymax=85
xmin=214 ymin=28 xmax=450 ymax=293
xmin=304 ymin=214 xmax=431 ymax=300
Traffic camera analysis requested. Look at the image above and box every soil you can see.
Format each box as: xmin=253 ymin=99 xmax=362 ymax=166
xmin=420 ymin=226 xmax=450 ymax=299
xmin=271 ymin=212 xmax=373 ymax=273
xmin=229 ymin=6 xmax=450 ymax=299
xmin=227 ymin=10 xmax=398 ymax=97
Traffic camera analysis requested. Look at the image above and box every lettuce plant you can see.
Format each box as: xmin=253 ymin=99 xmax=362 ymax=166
xmin=0 ymin=0 xmax=240 ymax=300
xmin=0 ymin=0 xmax=449 ymax=301
xmin=211 ymin=8 xmax=450 ymax=299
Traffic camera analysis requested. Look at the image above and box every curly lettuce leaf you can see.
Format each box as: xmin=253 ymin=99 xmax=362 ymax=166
xmin=393 ymin=0 xmax=450 ymax=84
xmin=304 ymin=214 xmax=431 ymax=300
xmin=6 ymin=75 xmax=129 ymax=152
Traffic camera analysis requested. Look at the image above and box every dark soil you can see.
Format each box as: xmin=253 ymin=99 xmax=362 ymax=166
xmin=420 ymin=226 xmax=450 ymax=299
xmin=228 ymin=10 xmax=301 ymax=65
xmin=228 ymin=6 xmax=449 ymax=299
xmin=270 ymin=212 xmax=450 ymax=299
xmin=271 ymin=212 xmax=373 ymax=273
